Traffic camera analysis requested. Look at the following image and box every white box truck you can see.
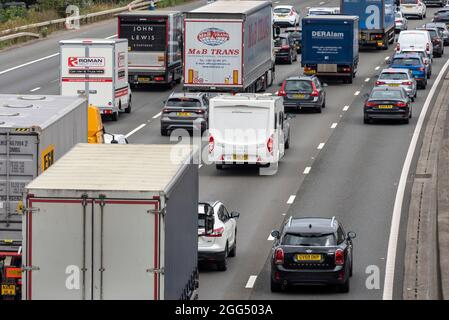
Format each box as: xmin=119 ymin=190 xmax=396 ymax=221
xmin=0 ymin=94 xmax=87 ymax=300
xmin=22 ymin=144 xmax=203 ymax=300
xmin=208 ymin=94 xmax=290 ymax=170
xmin=59 ymin=39 xmax=131 ymax=121
xmin=184 ymin=1 xmax=275 ymax=93
xmin=117 ymin=11 xmax=183 ymax=87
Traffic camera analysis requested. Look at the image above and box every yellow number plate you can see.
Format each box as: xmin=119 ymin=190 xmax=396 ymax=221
xmin=378 ymin=105 xmax=393 ymax=109
xmin=233 ymin=154 xmax=248 ymax=161
xmin=1 ymin=284 xmax=15 ymax=296
xmin=388 ymin=84 xmax=400 ymax=87
xmin=293 ymin=94 xmax=306 ymax=99
xmin=177 ymin=112 xmax=191 ymax=117
xmin=137 ymin=77 xmax=150 ymax=83
xmin=296 ymin=254 xmax=322 ymax=261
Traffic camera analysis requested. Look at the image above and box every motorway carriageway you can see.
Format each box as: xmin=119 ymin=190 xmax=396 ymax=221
xmin=0 ymin=0 xmax=446 ymax=300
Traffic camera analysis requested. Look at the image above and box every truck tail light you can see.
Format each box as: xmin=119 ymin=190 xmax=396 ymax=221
xmin=209 ymin=135 xmax=214 ymax=153
xmin=274 ymin=248 xmax=284 ymax=264
xmin=376 ymin=81 xmax=386 ymax=85
xmin=396 ymin=102 xmax=407 ymax=107
xmin=154 ymin=76 xmax=165 ymax=81
xmin=426 ymin=43 xmax=430 ymax=52
xmin=267 ymin=134 xmax=274 ymax=155
xmin=335 ymin=249 xmax=344 ymax=266
xmin=209 ymin=227 xmax=224 ymax=237
xmin=342 ymin=67 xmax=351 ymax=73
xmin=278 ymin=81 xmax=287 ymax=96
xmin=281 ymin=45 xmax=290 ymax=50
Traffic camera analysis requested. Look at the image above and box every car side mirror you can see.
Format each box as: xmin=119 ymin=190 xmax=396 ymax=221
xmin=271 ymin=230 xmax=281 ymax=239
xmin=230 ymin=211 xmax=240 ymax=219
xmin=347 ymin=231 xmax=356 ymax=239
xmin=385 ymin=58 xmax=392 ymax=65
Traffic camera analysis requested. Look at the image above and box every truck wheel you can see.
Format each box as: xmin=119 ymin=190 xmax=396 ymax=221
xmin=285 ymin=134 xmax=290 ymax=149
xmin=125 ymin=96 xmax=132 ymax=114
xmin=111 ymin=111 xmax=119 ymax=122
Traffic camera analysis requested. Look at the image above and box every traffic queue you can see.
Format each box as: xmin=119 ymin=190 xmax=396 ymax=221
xmin=0 ymin=0 xmax=447 ymax=300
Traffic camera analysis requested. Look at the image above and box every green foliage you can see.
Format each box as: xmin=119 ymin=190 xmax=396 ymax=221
xmin=0 ymin=6 xmax=28 ymax=24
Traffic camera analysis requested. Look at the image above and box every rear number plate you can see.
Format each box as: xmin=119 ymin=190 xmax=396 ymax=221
xmin=177 ymin=112 xmax=191 ymax=117
xmin=378 ymin=105 xmax=393 ymax=109
xmin=232 ymin=154 xmax=248 ymax=161
xmin=1 ymin=284 xmax=15 ymax=296
xmin=137 ymin=77 xmax=150 ymax=83
xmin=388 ymin=84 xmax=400 ymax=87
xmin=296 ymin=254 xmax=322 ymax=261
xmin=293 ymin=94 xmax=306 ymax=99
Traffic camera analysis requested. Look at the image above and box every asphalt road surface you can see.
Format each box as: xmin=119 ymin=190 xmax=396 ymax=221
xmin=0 ymin=0 xmax=445 ymax=300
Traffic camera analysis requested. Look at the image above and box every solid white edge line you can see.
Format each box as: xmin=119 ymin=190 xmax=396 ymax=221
xmin=0 ymin=34 xmax=117 ymax=76
xmin=30 ymin=87 xmax=40 ymax=92
xmin=287 ymin=195 xmax=296 ymax=204
xmin=343 ymin=105 xmax=350 ymax=111
xmin=383 ymin=58 xmax=449 ymax=300
xmin=375 ymin=66 xmax=381 ymax=70
xmin=365 ymin=78 xmax=370 ymax=82
xmin=152 ymin=111 xmax=162 ymax=119
xmin=125 ymin=123 xmax=146 ymax=138
xmin=245 ymin=275 xmax=258 ymax=288
xmin=354 ymin=91 xmax=360 ymax=96
xmin=331 ymin=122 xmax=338 ymax=128
xmin=317 ymin=142 xmax=325 ymax=149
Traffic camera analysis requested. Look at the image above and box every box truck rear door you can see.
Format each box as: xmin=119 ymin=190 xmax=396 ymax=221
xmin=92 ymin=199 xmax=160 ymax=300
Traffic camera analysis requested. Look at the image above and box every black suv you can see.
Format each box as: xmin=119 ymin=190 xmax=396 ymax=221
xmin=417 ymin=27 xmax=444 ymax=57
xmin=274 ymin=33 xmax=298 ymax=64
xmin=270 ymin=217 xmax=356 ymax=293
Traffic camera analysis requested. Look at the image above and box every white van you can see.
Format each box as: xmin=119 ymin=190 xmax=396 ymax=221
xmin=60 ymin=39 xmax=131 ymax=121
xmin=397 ymin=30 xmax=433 ymax=58
xmin=208 ymin=94 xmax=290 ymax=170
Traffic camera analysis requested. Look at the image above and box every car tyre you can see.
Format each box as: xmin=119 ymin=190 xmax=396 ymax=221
xmin=111 ymin=111 xmax=119 ymax=122
xmin=316 ymin=105 xmax=322 ymax=113
xmin=270 ymin=278 xmax=283 ymax=292
xmin=217 ymin=245 xmax=228 ymax=271
xmin=337 ymin=278 xmax=350 ymax=293
xmin=322 ymin=99 xmax=326 ymax=108
xmin=364 ymin=116 xmax=370 ymax=124
xmin=125 ymin=96 xmax=132 ymax=114
xmin=285 ymin=133 xmax=290 ymax=149
xmin=229 ymin=233 xmax=237 ymax=257
xmin=160 ymin=128 xmax=168 ymax=136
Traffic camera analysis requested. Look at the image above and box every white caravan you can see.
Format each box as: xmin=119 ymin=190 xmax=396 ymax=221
xmin=59 ymin=39 xmax=131 ymax=121
xmin=208 ymin=94 xmax=290 ymax=170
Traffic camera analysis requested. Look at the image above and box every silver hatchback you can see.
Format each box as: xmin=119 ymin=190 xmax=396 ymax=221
xmin=375 ymin=68 xmax=417 ymax=101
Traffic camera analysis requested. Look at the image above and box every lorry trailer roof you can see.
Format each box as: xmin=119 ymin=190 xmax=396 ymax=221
xmin=117 ymin=10 xmax=180 ymax=17
xmin=303 ymin=15 xmax=359 ymax=21
xmin=59 ymin=38 xmax=127 ymax=44
xmin=190 ymin=0 xmax=270 ymax=14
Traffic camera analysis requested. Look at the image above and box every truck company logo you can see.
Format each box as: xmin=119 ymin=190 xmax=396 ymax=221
xmin=311 ymin=31 xmax=344 ymax=39
xmin=68 ymin=57 xmax=105 ymax=67
xmin=197 ymin=28 xmax=230 ymax=46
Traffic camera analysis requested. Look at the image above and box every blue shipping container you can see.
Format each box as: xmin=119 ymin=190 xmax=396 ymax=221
xmin=301 ymin=16 xmax=359 ymax=65
xmin=340 ymin=0 xmax=395 ymax=31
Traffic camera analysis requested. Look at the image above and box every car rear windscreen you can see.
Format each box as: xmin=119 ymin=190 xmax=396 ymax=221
xmin=370 ymin=90 xmax=404 ymax=100
xmin=379 ymin=72 xmax=409 ymax=80
xmin=166 ymin=98 xmax=201 ymax=108
xmin=392 ymin=57 xmax=421 ymax=66
xmin=285 ymin=80 xmax=313 ymax=92
xmin=119 ymin=17 xmax=166 ymax=52
xmin=275 ymin=37 xmax=289 ymax=46
xmin=282 ymin=233 xmax=336 ymax=246
xmin=274 ymin=8 xmax=291 ymax=14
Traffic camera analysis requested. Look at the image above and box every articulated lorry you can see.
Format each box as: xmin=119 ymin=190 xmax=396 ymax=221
xmin=22 ymin=144 xmax=207 ymax=300
xmin=340 ymin=0 xmax=396 ymax=49
xmin=302 ymin=15 xmax=359 ymax=84
xmin=183 ymin=1 xmax=275 ymax=93
xmin=117 ymin=11 xmax=183 ymax=87
xmin=0 ymin=94 xmax=87 ymax=300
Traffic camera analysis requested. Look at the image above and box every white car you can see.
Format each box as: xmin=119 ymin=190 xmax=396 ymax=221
xmin=198 ymin=202 xmax=240 ymax=271
xmin=104 ymin=133 xmax=129 ymax=144
xmin=307 ymin=7 xmax=339 ymax=15
xmin=273 ymin=5 xmax=300 ymax=27
xmin=400 ymin=0 xmax=427 ymax=19
xmin=395 ymin=11 xmax=408 ymax=32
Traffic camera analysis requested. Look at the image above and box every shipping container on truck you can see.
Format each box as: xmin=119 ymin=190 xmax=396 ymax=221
xmin=0 ymin=94 xmax=87 ymax=300
xmin=340 ymin=0 xmax=396 ymax=49
xmin=117 ymin=11 xmax=183 ymax=87
xmin=22 ymin=144 xmax=200 ymax=300
xmin=183 ymin=1 xmax=275 ymax=93
xmin=59 ymin=39 xmax=131 ymax=122
xmin=301 ymin=15 xmax=359 ymax=84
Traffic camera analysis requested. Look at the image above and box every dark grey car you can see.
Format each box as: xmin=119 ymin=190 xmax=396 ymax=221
xmin=278 ymin=76 xmax=327 ymax=113
xmin=424 ymin=22 xmax=449 ymax=45
xmin=274 ymin=33 xmax=298 ymax=64
xmin=160 ymin=92 xmax=209 ymax=136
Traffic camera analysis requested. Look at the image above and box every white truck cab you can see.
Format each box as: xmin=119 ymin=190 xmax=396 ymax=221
xmin=208 ymin=94 xmax=290 ymax=171
xmin=59 ymin=39 xmax=131 ymax=121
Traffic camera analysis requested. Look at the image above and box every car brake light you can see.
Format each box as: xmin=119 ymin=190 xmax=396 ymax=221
xmin=365 ymin=101 xmax=377 ymax=107
xmin=426 ymin=43 xmax=430 ymax=52
xmin=396 ymin=102 xmax=407 ymax=107
xmin=396 ymin=43 xmax=400 ymax=52
xmin=194 ymin=109 xmax=205 ymax=114
xmin=376 ymin=81 xmax=386 ymax=85
xmin=310 ymin=82 xmax=319 ymax=97
xmin=289 ymin=10 xmax=294 ymax=16
xmin=267 ymin=134 xmax=274 ymax=155
xmin=418 ymin=67 xmax=425 ymax=71
xmin=209 ymin=227 xmax=224 ymax=237
xmin=209 ymin=135 xmax=214 ymax=153
xmin=281 ymin=44 xmax=290 ymax=50
xmin=274 ymin=248 xmax=284 ymax=264
xmin=402 ymin=81 xmax=413 ymax=85
xmin=278 ymin=80 xmax=287 ymax=96
xmin=335 ymin=249 xmax=344 ymax=266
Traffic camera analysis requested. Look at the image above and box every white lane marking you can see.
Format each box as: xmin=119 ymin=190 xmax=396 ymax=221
xmin=0 ymin=53 xmax=59 ymax=75
xmin=245 ymin=275 xmax=258 ymax=288
xmin=303 ymin=167 xmax=311 ymax=174
xmin=343 ymin=105 xmax=350 ymax=111
xmin=282 ymin=213 xmax=286 ymax=216
xmin=331 ymin=122 xmax=338 ymax=128
xmin=0 ymin=34 xmax=116 ymax=76
xmin=383 ymin=58 xmax=449 ymax=300
xmin=375 ymin=66 xmax=381 ymax=70
xmin=287 ymin=195 xmax=296 ymax=204
xmin=317 ymin=143 xmax=325 ymax=149
xmin=125 ymin=123 xmax=146 ymax=138
xmin=105 ymin=34 xmax=117 ymax=39
xmin=268 ymin=234 xmax=275 ymax=241
xmin=365 ymin=78 xmax=370 ymax=82
xmin=354 ymin=91 xmax=360 ymax=96
xmin=319 ymin=1 xmax=325 ymax=4
xmin=385 ymin=56 xmax=390 ymax=61
xmin=152 ymin=111 xmax=162 ymax=119
xmin=30 ymin=87 xmax=40 ymax=92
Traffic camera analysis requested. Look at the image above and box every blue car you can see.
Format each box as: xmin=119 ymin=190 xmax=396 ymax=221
xmin=389 ymin=53 xmax=428 ymax=89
